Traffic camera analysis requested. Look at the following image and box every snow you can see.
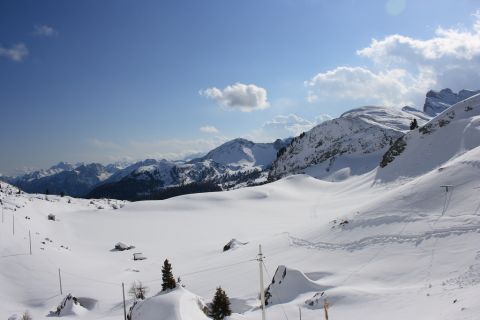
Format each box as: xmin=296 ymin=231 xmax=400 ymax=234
xmin=2 ymin=97 xmax=480 ymax=320
xmin=129 ymin=287 xmax=210 ymax=320
xmin=270 ymin=106 xmax=430 ymax=180
xmin=195 ymin=138 xmax=282 ymax=169
xmin=378 ymin=93 xmax=480 ymax=181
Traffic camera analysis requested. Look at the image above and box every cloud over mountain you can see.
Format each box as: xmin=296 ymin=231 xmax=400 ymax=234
xmin=307 ymin=12 xmax=480 ymax=107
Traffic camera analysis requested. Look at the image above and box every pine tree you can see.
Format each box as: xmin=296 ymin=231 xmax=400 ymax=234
xmin=161 ymin=259 xmax=176 ymax=291
xmin=210 ymin=287 xmax=232 ymax=320
xmin=410 ymin=118 xmax=418 ymax=130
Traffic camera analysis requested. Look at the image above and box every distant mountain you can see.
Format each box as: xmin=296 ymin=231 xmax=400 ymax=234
xmin=5 ymin=162 xmax=122 ymax=197
xmin=191 ymin=138 xmax=287 ymax=169
xmin=423 ymin=88 xmax=480 ymax=116
xmin=86 ymin=138 xmax=291 ymax=200
xmin=269 ymin=106 xmax=431 ymax=181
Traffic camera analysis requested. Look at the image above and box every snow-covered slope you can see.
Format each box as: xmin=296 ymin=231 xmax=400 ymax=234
xmin=269 ymin=106 xmax=429 ymax=181
xmin=379 ymin=93 xmax=480 ymax=181
xmin=2 ymin=126 xmax=480 ymax=320
xmin=423 ymin=88 xmax=480 ymax=116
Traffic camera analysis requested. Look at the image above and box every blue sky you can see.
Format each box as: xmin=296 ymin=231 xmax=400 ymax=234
xmin=1 ymin=0 xmax=480 ymax=174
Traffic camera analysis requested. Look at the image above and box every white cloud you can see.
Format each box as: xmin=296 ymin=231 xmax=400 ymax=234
xmin=199 ymin=125 xmax=219 ymax=133
xmin=307 ymin=12 xmax=480 ymax=107
xmin=306 ymin=66 xmax=435 ymax=106
xmin=33 ymin=24 xmax=58 ymax=37
xmin=200 ymin=82 xmax=270 ymax=112
xmin=88 ymin=136 xmax=229 ymax=162
xmin=0 ymin=43 xmax=28 ymax=62
xmin=251 ymin=113 xmax=332 ymax=141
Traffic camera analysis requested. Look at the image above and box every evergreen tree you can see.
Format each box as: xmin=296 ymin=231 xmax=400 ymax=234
xmin=210 ymin=287 xmax=232 ymax=320
xmin=410 ymin=118 xmax=418 ymax=130
xmin=161 ymin=259 xmax=176 ymax=291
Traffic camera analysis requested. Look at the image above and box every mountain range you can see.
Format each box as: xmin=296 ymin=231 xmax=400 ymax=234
xmin=2 ymin=88 xmax=477 ymax=200
xmin=2 ymin=89 xmax=480 ymax=320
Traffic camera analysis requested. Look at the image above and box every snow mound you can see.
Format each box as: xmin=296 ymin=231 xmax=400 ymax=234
xmin=264 ymin=266 xmax=328 ymax=305
xmin=50 ymin=294 xmax=89 ymax=317
xmin=129 ymin=287 xmax=210 ymax=320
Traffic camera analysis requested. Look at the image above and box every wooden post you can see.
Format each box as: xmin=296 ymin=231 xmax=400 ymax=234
xmin=58 ymin=268 xmax=63 ymax=295
xmin=29 ymin=230 xmax=32 ymax=255
xmin=324 ymin=299 xmax=329 ymax=320
xmin=122 ymin=282 xmax=127 ymax=320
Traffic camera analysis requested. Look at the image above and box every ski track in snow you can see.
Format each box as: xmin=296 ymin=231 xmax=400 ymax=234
xmin=288 ymin=223 xmax=480 ymax=251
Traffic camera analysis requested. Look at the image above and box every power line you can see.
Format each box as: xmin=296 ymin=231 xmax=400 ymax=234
xmin=143 ymin=258 xmax=256 ymax=283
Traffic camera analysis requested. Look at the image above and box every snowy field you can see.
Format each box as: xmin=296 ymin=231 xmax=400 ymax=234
xmin=2 ymin=95 xmax=480 ymax=320
xmin=1 ymin=152 xmax=480 ymax=320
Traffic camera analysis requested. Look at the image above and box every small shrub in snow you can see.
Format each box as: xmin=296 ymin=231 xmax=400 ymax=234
xmin=128 ymin=281 xmax=148 ymax=300
xmin=161 ymin=259 xmax=176 ymax=291
xmin=210 ymin=287 xmax=231 ymax=320
xmin=21 ymin=311 xmax=32 ymax=320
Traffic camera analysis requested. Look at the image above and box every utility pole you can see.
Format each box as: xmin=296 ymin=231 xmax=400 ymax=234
xmin=122 ymin=282 xmax=127 ymax=320
xmin=323 ymin=299 xmax=329 ymax=320
xmin=58 ymin=268 xmax=63 ymax=295
xmin=258 ymin=244 xmax=266 ymax=320
xmin=29 ymin=230 xmax=32 ymax=255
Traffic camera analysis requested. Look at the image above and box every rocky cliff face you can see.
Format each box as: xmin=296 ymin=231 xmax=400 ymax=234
xmin=423 ymin=88 xmax=480 ymax=116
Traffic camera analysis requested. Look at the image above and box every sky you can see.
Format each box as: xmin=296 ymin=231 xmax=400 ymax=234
xmin=1 ymin=0 xmax=480 ymax=175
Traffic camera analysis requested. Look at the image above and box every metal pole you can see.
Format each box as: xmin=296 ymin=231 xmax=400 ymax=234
xmin=58 ymin=268 xmax=63 ymax=295
xmin=12 ymin=213 xmax=14 ymax=235
xmin=299 ymin=306 xmax=302 ymax=320
xmin=258 ymin=244 xmax=266 ymax=320
xmin=29 ymin=230 xmax=32 ymax=255
xmin=122 ymin=282 xmax=127 ymax=320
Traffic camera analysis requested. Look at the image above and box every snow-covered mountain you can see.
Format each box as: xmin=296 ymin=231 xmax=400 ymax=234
xmin=87 ymin=138 xmax=290 ymax=200
xmin=269 ymin=106 xmax=430 ymax=181
xmin=423 ymin=88 xmax=480 ymax=116
xmin=380 ymin=92 xmax=480 ymax=180
xmin=4 ymin=162 xmax=121 ymax=197
xmin=192 ymin=138 xmax=288 ymax=169
xmin=3 ymin=139 xmax=289 ymax=200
